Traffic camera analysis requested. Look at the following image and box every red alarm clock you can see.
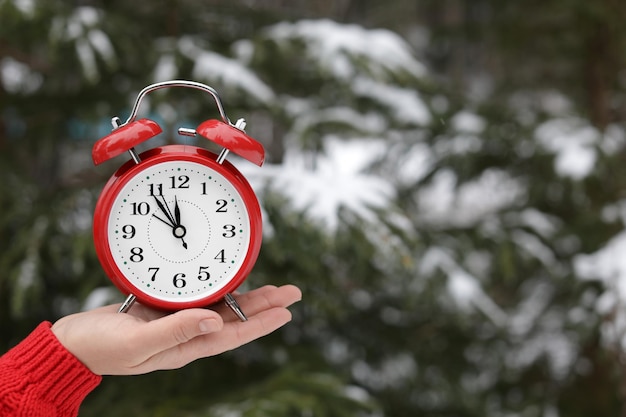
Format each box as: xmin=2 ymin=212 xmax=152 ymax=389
xmin=92 ymin=80 xmax=264 ymax=321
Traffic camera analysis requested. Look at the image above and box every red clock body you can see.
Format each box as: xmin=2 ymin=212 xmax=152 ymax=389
xmin=93 ymin=144 xmax=262 ymax=310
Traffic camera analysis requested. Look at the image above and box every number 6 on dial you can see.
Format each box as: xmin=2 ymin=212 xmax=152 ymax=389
xmin=91 ymin=80 xmax=265 ymax=321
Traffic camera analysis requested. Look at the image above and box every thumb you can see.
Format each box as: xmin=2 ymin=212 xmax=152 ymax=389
xmin=135 ymin=309 xmax=224 ymax=358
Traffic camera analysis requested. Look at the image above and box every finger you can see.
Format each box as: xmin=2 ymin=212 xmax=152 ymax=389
xmin=144 ymin=305 xmax=293 ymax=370
xmin=213 ymin=285 xmax=302 ymax=322
xmin=217 ymin=306 xmax=293 ymax=350
xmin=128 ymin=308 xmax=224 ymax=366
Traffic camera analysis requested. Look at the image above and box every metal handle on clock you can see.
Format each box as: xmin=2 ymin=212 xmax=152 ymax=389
xmin=123 ymin=80 xmax=231 ymax=127
xmin=93 ymin=80 xmax=265 ymax=166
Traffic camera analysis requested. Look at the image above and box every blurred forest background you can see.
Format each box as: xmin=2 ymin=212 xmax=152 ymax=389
xmin=2 ymin=0 xmax=626 ymax=416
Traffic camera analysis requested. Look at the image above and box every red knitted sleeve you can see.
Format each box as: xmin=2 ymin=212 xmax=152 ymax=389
xmin=0 ymin=322 xmax=102 ymax=417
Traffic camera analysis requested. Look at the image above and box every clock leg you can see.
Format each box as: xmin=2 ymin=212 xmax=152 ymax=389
xmin=224 ymin=293 xmax=248 ymax=322
xmin=118 ymin=294 xmax=137 ymax=313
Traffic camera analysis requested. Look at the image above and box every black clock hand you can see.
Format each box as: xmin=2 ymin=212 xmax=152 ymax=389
xmin=152 ymin=213 xmax=174 ymax=228
xmin=152 ymin=195 xmax=188 ymax=249
xmin=173 ymin=227 xmax=188 ymax=249
xmin=152 ymin=195 xmax=176 ymax=227
xmin=174 ymin=195 xmax=182 ymax=226
xmin=172 ymin=196 xmax=188 ymax=249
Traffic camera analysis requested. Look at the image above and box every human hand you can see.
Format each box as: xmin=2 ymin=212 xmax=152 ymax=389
xmin=51 ymin=285 xmax=302 ymax=376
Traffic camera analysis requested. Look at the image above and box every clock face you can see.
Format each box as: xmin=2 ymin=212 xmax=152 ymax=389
xmin=98 ymin=154 xmax=259 ymax=307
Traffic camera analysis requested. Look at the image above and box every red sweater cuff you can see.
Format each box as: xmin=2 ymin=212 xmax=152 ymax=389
xmin=0 ymin=322 xmax=102 ymax=416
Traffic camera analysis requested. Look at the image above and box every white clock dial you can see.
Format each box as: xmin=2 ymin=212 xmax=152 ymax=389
xmin=107 ymin=160 xmax=251 ymax=302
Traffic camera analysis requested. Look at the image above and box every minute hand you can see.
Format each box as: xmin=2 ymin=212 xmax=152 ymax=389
xmin=152 ymin=195 xmax=176 ymax=227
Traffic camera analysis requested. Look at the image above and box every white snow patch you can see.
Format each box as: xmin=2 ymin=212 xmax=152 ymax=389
xmin=351 ymin=353 xmax=417 ymax=390
xmin=87 ymin=29 xmax=116 ymax=65
xmin=75 ymin=38 xmax=98 ymax=82
xmin=420 ymin=247 xmax=507 ymax=327
xmin=574 ymin=231 xmax=626 ymax=350
xmin=447 ymin=268 xmax=508 ymax=327
xmin=600 ymin=124 xmax=626 ymax=155
xmin=288 ymin=105 xmax=387 ymax=141
xmin=535 ymin=117 xmax=599 ymax=180
xmin=511 ymin=229 xmax=556 ymax=268
xmin=0 ymin=57 xmax=42 ymax=94
xmin=512 ymin=208 xmax=561 ymax=238
xmin=505 ymin=326 xmax=577 ymax=380
xmin=244 ymin=136 xmax=393 ymax=230
xmin=153 ymin=54 xmax=179 ymax=82
xmin=451 ymin=111 xmax=486 ymax=133
xmin=433 ymin=121 xmax=483 ymax=156
xmin=49 ymin=7 xmax=117 ymax=82
xmin=178 ymin=37 xmax=275 ymax=104
xmin=10 ymin=0 xmax=35 ymax=16
xmin=394 ymin=142 xmax=433 ymax=186
xmin=509 ymin=282 xmax=554 ymax=337
xmin=417 ymin=168 xmax=524 ymax=228
xmin=352 ymin=77 xmax=431 ymax=125
xmin=266 ymin=19 xmax=426 ymax=80
xmin=575 ymin=231 xmax=626 ymax=293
